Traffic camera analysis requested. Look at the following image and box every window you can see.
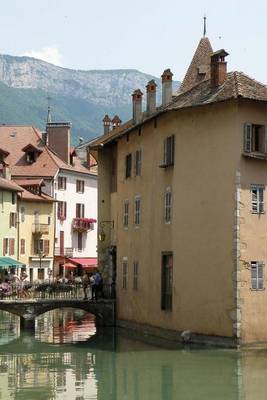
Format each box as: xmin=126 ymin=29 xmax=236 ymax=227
xmin=9 ymin=238 xmax=15 ymax=256
xmin=21 ymin=207 xmax=25 ymax=223
xmin=244 ymin=123 xmax=267 ymax=153
xmin=3 ymin=238 xmax=8 ymax=256
xmin=58 ymin=176 xmax=67 ymax=190
xmin=133 ymin=261 xmax=139 ymax=290
xmin=38 ymin=269 xmax=45 ymax=280
xmin=122 ymin=258 xmax=128 ymax=289
xmin=251 ymin=262 xmax=264 ymax=290
xmin=135 ymin=150 xmax=142 ymax=176
xmin=20 ymin=239 xmax=25 ymax=255
xmin=123 ymin=200 xmax=129 ymax=228
xmin=11 ymin=192 xmax=16 ymax=205
xmin=161 ymin=252 xmax=173 ymax=311
xmin=78 ymin=232 xmax=83 ymax=251
xmin=10 ymin=212 xmax=17 ymax=228
xmin=34 ymin=239 xmax=50 ymax=255
xmin=134 ymin=196 xmax=141 ymax=226
xmin=164 ymin=188 xmax=172 ymax=223
xmin=76 ymin=203 xmax=85 ymax=218
xmin=125 ymin=154 xmax=132 ymax=179
xmin=76 ymin=180 xmax=85 ymax=193
xmin=251 ymin=185 xmax=264 ymax=214
xmin=162 ymin=135 xmax=175 ymax=167
xmin=26 ymin=151 xmax=36 ymax=164
xmin=57 ymin=201 xmax=67 ymax=220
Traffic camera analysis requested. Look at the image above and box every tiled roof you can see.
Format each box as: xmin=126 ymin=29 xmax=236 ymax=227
xmin=90 ymin=71 xmax=267 ymax=149
xmin=0 ymin=177 xmax=23 ymax=192
xmin=0 ymin=125 xmax=91 ymax=178
xmin=14 ymin=178 xmax=45 ymax=187
xmin=18 ymin=188 xmax=54 ymax=202
xmin=179 ymin=37 xmax=213 ymax=93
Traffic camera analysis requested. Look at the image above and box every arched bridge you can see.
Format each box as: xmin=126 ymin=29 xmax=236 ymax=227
xmin=0 ymin=299 xmax=116 ymax=331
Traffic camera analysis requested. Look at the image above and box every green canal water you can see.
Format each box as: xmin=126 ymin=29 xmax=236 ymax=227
xmin=0 ymin=309 xmax=266 ymax=399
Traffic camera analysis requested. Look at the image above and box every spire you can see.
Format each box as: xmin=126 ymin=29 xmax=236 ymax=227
xmin=46 ymin=96 xmax=52 ymax=124
xmin=203 ymin=15 xmax=207 ymax=37
xmin=179 ymin=36 xmax=213 ymax=93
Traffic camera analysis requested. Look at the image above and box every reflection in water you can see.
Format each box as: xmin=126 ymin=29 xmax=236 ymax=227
xmin=0 ymin=310 xmax=266 ymax=399
xmin=35 ymin=308 xmax=97 ymax=344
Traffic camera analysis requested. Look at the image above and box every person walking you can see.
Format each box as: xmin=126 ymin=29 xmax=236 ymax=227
xmin=82 ymin=273 xmax=89 ymax=300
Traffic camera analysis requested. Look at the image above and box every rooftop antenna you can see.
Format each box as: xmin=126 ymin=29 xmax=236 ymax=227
xmin=46 ymin=95 xmax=52 ymax=124
xmin=203 ymin=15 xmax=207 ymax=37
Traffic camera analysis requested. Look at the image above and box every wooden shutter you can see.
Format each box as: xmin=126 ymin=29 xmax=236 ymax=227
xmin=265 ymin=126 xmax=267 ymax=154
xmin=244 ymin=123 xmax=252 ymax=153
xmin=3 ymin=239 xmax=7 ymax=256
xmin=64 ymin=202 xmax=67 ymax=219
xmin=44 ymin=240 xmax=50 ymax=255
xmin=76 ymin=203 xmax=79 ymax=218
xmin=20 ymin=239 xmax=25 ymax=255
xmin=57 ymin=202 xmax=61 ymax=219
xmin=76 ymin=180 xmax=79 ymax=192
xmin=9 ymin=238 xmax=15 ymax=256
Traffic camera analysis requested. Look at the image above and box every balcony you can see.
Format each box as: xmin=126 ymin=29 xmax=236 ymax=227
xmin=32 ymin=223 xmax=50 ymax=235
xmin=72 ymin=218 xmax=96 ymax=233
xmin=54 ymin=247 xmax=73 ymax=257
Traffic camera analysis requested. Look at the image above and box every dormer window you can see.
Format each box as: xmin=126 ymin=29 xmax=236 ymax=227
xmin=22 ymin=144 xmax=42 ymax=164
xmin=0 ymin=148 xmax=10 ymax=163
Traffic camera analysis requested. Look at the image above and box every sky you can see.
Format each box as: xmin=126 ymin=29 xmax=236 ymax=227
xmin=1 ymin=0 xmax=267 ymax=83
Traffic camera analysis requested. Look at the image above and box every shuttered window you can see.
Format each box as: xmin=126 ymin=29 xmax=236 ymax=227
xmin=251 ymin=185 xmax=264 ymax=214
xmin=10 ymin=212 xmax=17 ymax=228
xmin=164 ymin=188 xmax=172 ymax=223
xmin=58 ymin=201 xmax=67 ymax=220
xmin=133 ymin=261 xmax=139 ymax=290
xmin=58 ymin=177 xmax=67 ymax=190
xmin=76 ymin=180 xmax=85 ymax=193
xmin=44 ymin=240 xmax=50 ymax=256
xmin=76 ymin=203 xmax=85 ymax=218
xmin=3 ymin=238 xmax=8 ymax=256
xmin=123 ymin=200 xmax=129 ymax=228
xmin=134 ymin=196 xmax=141 ymax=226
xmin=122 ymin=258 xmax=128 ymax=289
xmin=78 ymin=232 xmax=83 ymax=251
xmin=20 ymin=239 xmax=25 ymax=255
xmin=163 ymin=135 xmax=175 ymax=166
xmin=244 ymin=123 xmax=267 ymax=153
xmin=251 ymin=262 xmax=264 ymax=290
xmin=125 ymin=154 xmax=132 ymax=179
xmin=9 ymin=238 xmax=15 ymax=256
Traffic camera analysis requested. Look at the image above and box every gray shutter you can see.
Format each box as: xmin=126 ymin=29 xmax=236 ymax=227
xmin=265 ymin=126 xmax=267 ymax=154
xmin=244 ymin=123 xmax=252 ymax=153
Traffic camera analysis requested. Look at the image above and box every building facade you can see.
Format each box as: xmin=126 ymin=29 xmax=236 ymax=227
xmin=90 ymin=36 xmax=267 ymax=345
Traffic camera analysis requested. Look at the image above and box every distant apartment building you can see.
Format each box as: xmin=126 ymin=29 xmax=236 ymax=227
xmin=0 ymin=123 xmax=97 ymax=279
xmin=89 ymin=35 xmax=267 ymax=346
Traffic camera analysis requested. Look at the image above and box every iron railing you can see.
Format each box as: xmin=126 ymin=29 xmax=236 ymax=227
xmin=54 ymin=247 xmax=73 ymax=257
xmin=32 ymin=223 xmax=50 ymax=235
xmin=0 ymin=283 xmax=115 ymax=300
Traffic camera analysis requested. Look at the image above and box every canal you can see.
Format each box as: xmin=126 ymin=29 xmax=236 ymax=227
xmin=0 ymin=309 xmax=266 ymax=399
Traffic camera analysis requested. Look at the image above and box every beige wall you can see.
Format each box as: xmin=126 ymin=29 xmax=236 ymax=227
xmin=238 ymin=100 xmax=267 ymax=343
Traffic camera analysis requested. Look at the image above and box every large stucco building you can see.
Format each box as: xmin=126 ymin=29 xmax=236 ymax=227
xmin=90 ymin=35 xmax=267 ymax=346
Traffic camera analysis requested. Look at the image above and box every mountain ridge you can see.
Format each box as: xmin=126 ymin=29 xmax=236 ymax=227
xmin=0 ymin=54 xmax=180 ymax=142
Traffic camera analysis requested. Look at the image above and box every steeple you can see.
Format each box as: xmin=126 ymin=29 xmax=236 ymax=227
xmin=203 ymin=15 xmax=207 ymax=37
xmin=46 ymin=96 xmax=52 ymax=124
xmin=179 ymin=36 xmax=213 ymax=93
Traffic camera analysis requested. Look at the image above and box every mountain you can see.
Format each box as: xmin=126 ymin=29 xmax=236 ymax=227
xmin=0 ymin=54 xmax=180 ymax=143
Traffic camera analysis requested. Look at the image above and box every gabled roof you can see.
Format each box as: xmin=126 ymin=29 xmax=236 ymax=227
xmin=179 ymin=37 xmax=213 ymax=93
xmin=90 ymin=71 xmax=267 ymax=149
xmin=0 ymin=125 xmax=91 ymax=178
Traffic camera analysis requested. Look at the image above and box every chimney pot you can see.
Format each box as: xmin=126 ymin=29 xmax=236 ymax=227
xmin=210 ymin=49 xmax=229 ymax=88
xmin=111 ymin=115 xmax=122 ymax=130
xmin=103 ymin=114 xmax=111 ymax=134
xmin=146 ymin=80 xmax=157 ymax=115
xmin=161 ymin=68 xmax=173 ymax=106
xmin=132 ymin=89 xmax=143 ymax=124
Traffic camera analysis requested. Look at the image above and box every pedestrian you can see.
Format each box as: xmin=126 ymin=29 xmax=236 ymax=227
xmin=82 ymin=273 xmax=89 ymax=300
xmin=94 ymin=271 xmax=103 ymax=300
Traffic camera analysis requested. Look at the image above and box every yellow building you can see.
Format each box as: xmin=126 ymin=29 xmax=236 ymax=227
xmin=16 ymin=179 xmax=55 ymax=282
xmin=90 ymin=36 xmax=267 ymax=346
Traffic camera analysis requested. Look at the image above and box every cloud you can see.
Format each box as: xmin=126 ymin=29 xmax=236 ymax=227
xmin=22 ymin=46 xmax=63 ymax=66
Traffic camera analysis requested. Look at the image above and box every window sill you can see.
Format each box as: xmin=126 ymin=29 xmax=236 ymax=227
xmin=250 ymin=288 xmax=265 ymax=291
xmin=243 ymin=152 xmax=267 ymax=160
xmin=251 ymin=211 xmax=265 ymax=215
xmin=159 ymin=163 xmax=174 ymax=169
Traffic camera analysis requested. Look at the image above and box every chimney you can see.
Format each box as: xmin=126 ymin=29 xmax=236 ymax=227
xmin=103 ymin=115 xmax=112 ymax=135
xmin=210 ymin=49 xmax=229 ymax=88
xmin=132 ymin=89 xmax=143 ymax=124
xmin=42 ymin=131 xmax=48 ymax=145
xmin=46 ymin=122 xmax=71 ymax=164
xmin=112 ymin=115 xmax=122 ymax=130
xmin=2 ymin=163 xmax=11 ymax=180
xmin=146 ymin=80 xmax=157 ymax=115
xmin=161 ymin=69 xmax=173 ymax=106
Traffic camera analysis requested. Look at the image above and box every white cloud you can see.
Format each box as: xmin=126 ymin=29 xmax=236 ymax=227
xmin=22 ymin=46 xmax=63 ymax=66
